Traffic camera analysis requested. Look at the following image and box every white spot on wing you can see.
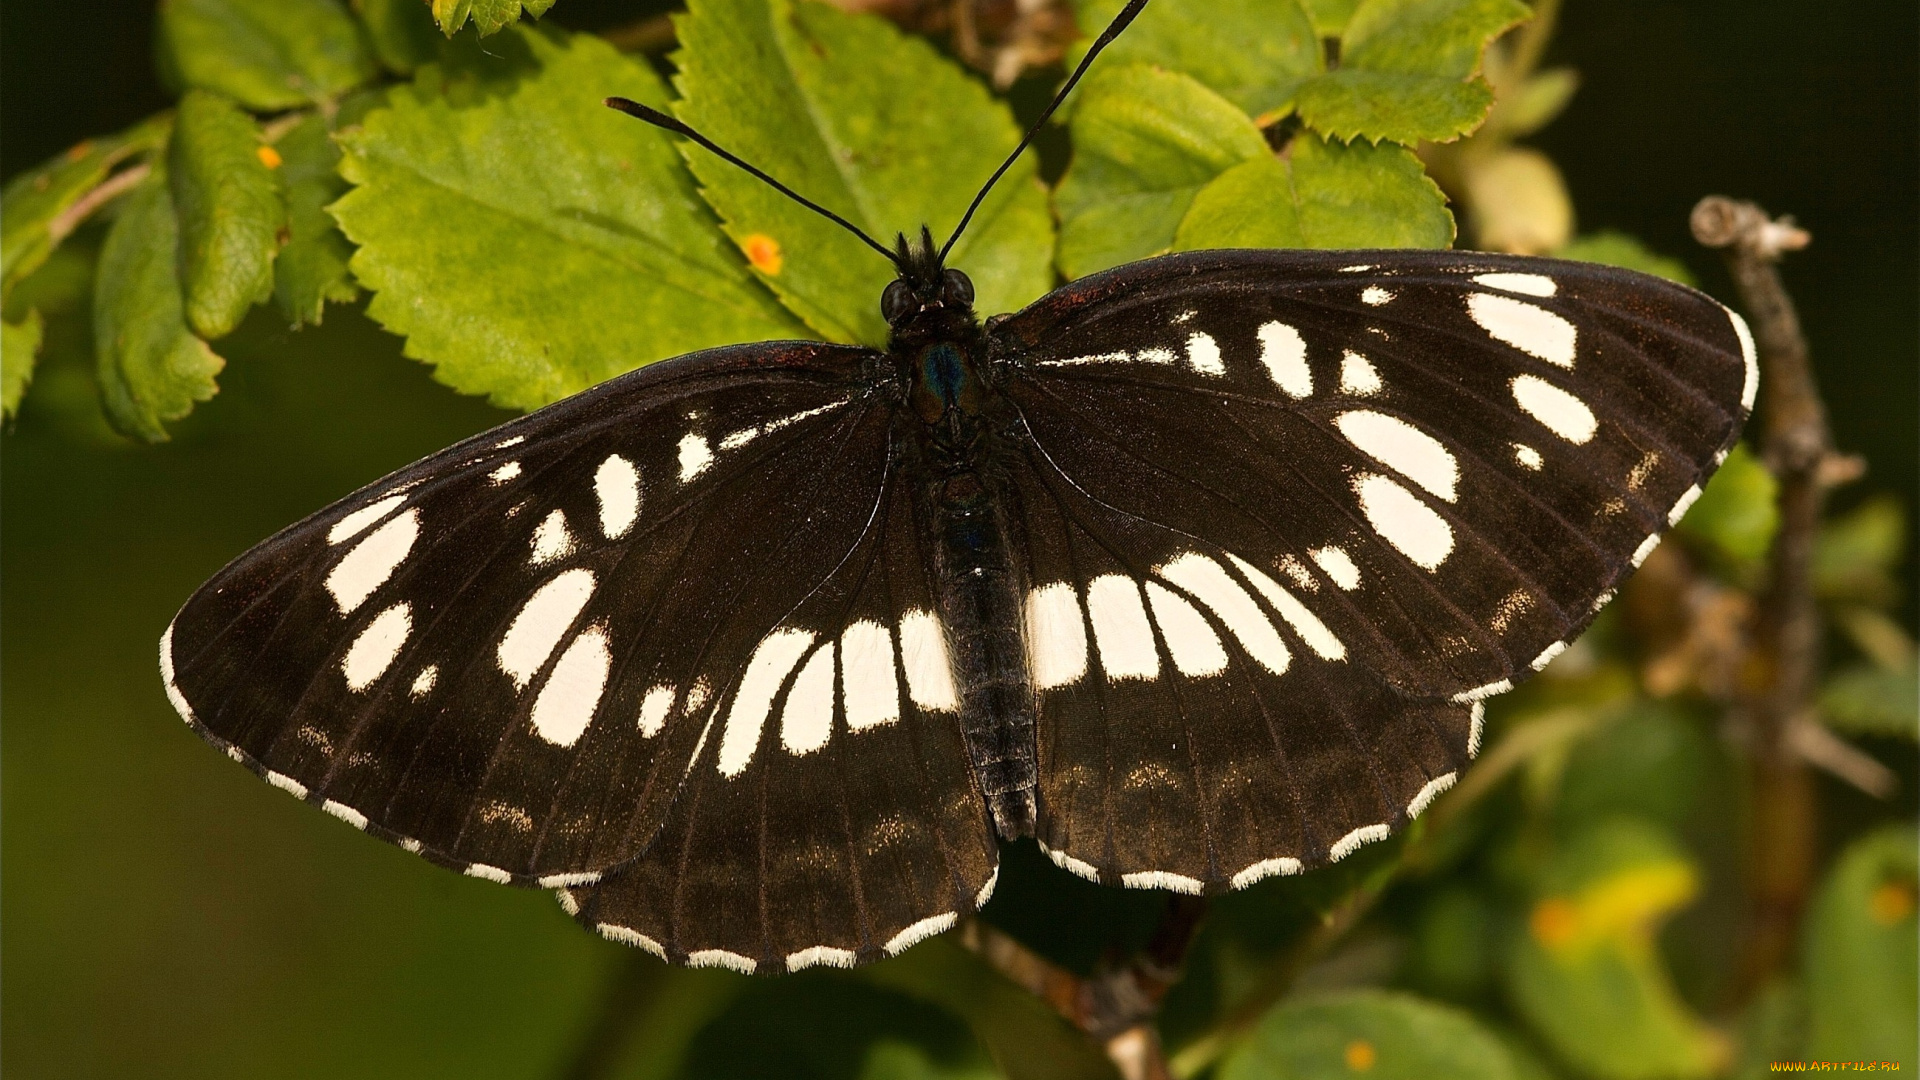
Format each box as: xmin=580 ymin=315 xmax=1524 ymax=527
xmin=688 ymin=949 xmax=757 ymax=973
xmin=531 ymin=627 xmax=611 ymax=748
xmin=1329 ymin=824 xmax=1391 ymax=861
xmin=1121 ymin=870 xmax=1204 ymax=894
xmin=1230 ymin=857 xmax=1303 ymax=889
xmin=638 ymin=684 xmax=674 ymax=738
xmin=1354 ymin=473 xmax=1454 ymax=570
xmin=596 ymin=924 xmax=667 ymax=959
xmin=465 ymin=863 xmax=513 ymax=884
xmin=1310 ymin=546 xmax=1361 ymax=590
xmin=718 ymin=628 xmax=815 ymax=776
xmin=1472 ymin=272 xmax=1556 ymax=297
xmin=1514 ymin=443 xmax=1544 ymax=470
xmin=1156 ymin=553 xmax=1291 ymax=674
xmin=1023 ymin=583 xmax=1088 ymax=690
xmin=267 ymin=771 xmax=308 ymax=798
xmin=1144 ymin=582 xmax=1228 ymax=677
xmin=1407 ymin=772 xmax=1457 ymax=818
xmin=901 ymin=610 xmax=961 ymax=711
xmin=1137 ymin=346 xmax=1177 ymax=364
xmin=1185 ymin=332 xmax=1225 ymax=376
xmin=1531 ymin=640 xmax=1567 ymax=672
xmin=530 ymin=509 xmax=576 ymax=566
xmin=488 ymin=461 xmax=522 ymax=485
xmin=159 ymin=623 xmax=197 ymax=725
xmin=1040 ymin=842 xmax=1100 ymax=883
xmin=883 ymin=913 xmax=957 ymax=956
xmin=1335 ymin=410 xmax=1458 ymax=502
xmin=326 ymin=509 xmax=420 ymax=614
xmin=538 ymin=871 xmax=601 ymax=888
xmin=1225 ymin=553 xmax=1344 ymax=661
xmin=1277 ymin=554 xmax=1317 ymax=591
xmin=594 ymin=455 xmax=640 ymax=538
xmin=975 ymin=867 xmax=999 ymax=909
xmin=556 ymin=891 xmax=580 ymax=916
xmin=1468 ymin=292 xmax=1577 ymax=368
xmin=677 ymin=432 xmax=713 ymax=482
xmin=781 ymin=644 xmax=836 ymax=755
xmin=1339 ymin=351 xmax=1382 ymax=395
xmin=1087 ymin=574 xmax=1160 ymax=680
xmin=1361 ymin=285 xmax=1394 ymax=306
xmin=1258 ymin=321 xmax=1312 ymax=398
xmin=343 ymin=602 xmax=412 ymax=691
xmin=1452 ymin=679 xmax=1512 ymax=704
xmin=494 ymin=436 xmax=525 ymax=449
xmin=322 ymin=800 xmax=368 ymax=829
xmin=786 ymin=946 xmax=857 ymax=972
xmin=720 ymin=427 xmax=759 ymax=450
xmin=1727 ymin=305 xmax=1759 ymax=411
xmin=842 ymin=620 xmax=900 ymax=731
xmin=497 ymin=569 xmax=597 ymax=690
xmin=329 ymin=495 xmax=407 ymax=545
xmin=1669 ymin=484 xmax=1704 ymax=526
xmin=1511 ymin=374 xmax=1597 ymax=444
xmin=1469 ymin=701 xmax=1486 ymax=757
xmin=1632 ymin=533 xmax=1661 ymax=567
xmin=409 ymin=665 xmax=438 ymax=699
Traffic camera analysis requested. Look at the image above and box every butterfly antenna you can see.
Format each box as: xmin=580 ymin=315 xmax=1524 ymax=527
xmin=938 ymin=0 xmax=1152 ymax=262
xmin=605 ymin=96 xmax=902 ymax=268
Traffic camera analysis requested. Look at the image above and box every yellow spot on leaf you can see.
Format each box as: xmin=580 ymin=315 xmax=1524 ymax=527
xmin=1870 ymin=879 xmax=1917 ymax=925
xmin=257 ymin=145 xmax=283 ymax=169
xmin=1343 ymin=1039 xmax=1376 ymax=1072
xmin=1530 ymin=897 xmax=1580 ymax=949
xmin=65 ymin=139 xmax=94 ymax=162
xmin=743 ymin=233 xmax=782 ymax=276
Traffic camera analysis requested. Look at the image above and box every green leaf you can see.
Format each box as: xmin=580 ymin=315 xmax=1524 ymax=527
xmin=271 ymin=112 xmax=358 ymax=326
xmin=1293 ymin=0 xmax=1530 ymax=144
xmin=1 ymin=114 xmax=171 ymax=299
xmin=158 ymin=0 xmax=377 ymax=110
xmin=1819 ymin=665 xmax=1918 ymax=738
xmin=1495 ymin=67 xmax=1580 ymax=139
xmin=673 ymin=0 xmax=1053 ymax=345
xmin=858 ymin=1042 xmax=1000 ymax=1080
xmin=354 ymin=0 xmax=443 ymax=73
xmin=333 ymin=25 xmax=807 ymax=410
xmin=1301 ymin=0 xmax=1363 ymax=36
xmin=1506 ymin=819 xmax=1724 ymax=1080
xmin=1805 ymin=826 xmax=1918 ymax=1065
xmin=1055 ymin=65 xmax=1267 ymax=280
xmin=431 ymin=0 xmax=558 ymax=37
xmin=2 ymin=309 xmax=44 ymax=417
xmin=1815 ymin=495 xmax=1906 ymax=605
xmin=1675 ymin=442 xmax=1779 ymax=579
xmin=1219 ymin=989 xmax=1521 ymax=1079
xmin=93 ymin=174 xmax=225 ymax=442
xmin=1070 ymin=0 xmax=1323 ymax=121
xmin=1556 ymin=231 xmax=1696 ymax=286
xmin=1176 ymin=133 xmax=1455 ymax=250
xmin=169 ymin=90 xmax=285 ymax=339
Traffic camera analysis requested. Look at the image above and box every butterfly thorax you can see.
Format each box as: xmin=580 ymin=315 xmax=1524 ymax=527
xmin=884 ymin=245 xmax=1040 ymax=840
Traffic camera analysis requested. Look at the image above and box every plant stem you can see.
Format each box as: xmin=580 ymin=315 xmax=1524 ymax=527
xmin=1690 ymin=195 xmax=1827 ymax=1000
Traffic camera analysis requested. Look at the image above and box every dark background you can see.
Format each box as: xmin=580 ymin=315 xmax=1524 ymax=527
xmin=3 ymin=1 xmax=1915 ymax=1077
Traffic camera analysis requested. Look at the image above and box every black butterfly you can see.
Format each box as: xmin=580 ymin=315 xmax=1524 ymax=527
xmin=160 ymin=0 xmax=1755 ymax=974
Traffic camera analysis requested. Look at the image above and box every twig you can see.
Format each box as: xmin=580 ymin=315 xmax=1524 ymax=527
xmin=1691 ymin=195 xmax=1832 ymax=999
xmin=47 ymin=162 xmax=151 ymax=246
xmin=599 ymin=13 xmax=676 ymax=54
xmin=956 ymin=895 xmax=1207 ymax=1080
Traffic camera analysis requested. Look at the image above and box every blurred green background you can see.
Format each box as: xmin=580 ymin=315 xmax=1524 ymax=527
xmin=2 ymin=2 xmax=1914 ymax=1078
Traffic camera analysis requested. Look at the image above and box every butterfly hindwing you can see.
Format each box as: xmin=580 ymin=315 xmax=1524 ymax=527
xmin=162 ymin=341 xmax=935 ymax=884
xmin=564 ymin=471 xmax=999 ymax=972
xmin=987 ymin=247 xmax=1751 ymax=879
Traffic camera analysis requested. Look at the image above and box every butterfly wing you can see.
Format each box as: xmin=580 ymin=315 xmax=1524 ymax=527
xmin=987 ymin=248 xmax=1753 ymax=885
xmin=560 ymin=472 xmax=999 ymax=972
xmin=163 ymin=340 xmax=991 ymax=915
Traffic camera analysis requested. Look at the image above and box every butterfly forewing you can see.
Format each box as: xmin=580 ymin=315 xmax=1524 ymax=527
xmin=987 ymin=248 xmax=1752 ymax=877
xmin=164 ymin=341 xmax=919 ymax=884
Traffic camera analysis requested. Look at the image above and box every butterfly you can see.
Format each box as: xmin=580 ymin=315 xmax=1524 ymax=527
xmin=159 ymin=0 xmax=1755 ymax=974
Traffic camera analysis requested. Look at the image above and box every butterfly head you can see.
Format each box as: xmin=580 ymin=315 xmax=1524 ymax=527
xmin=882 ymin=225 xmax=976 ymax=328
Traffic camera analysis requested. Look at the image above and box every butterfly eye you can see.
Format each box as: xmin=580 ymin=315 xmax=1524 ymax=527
xmin=881 ymin=279 xmax=915 ymax=323
xmin=942 ymin=269 xmax=974 ymax=307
